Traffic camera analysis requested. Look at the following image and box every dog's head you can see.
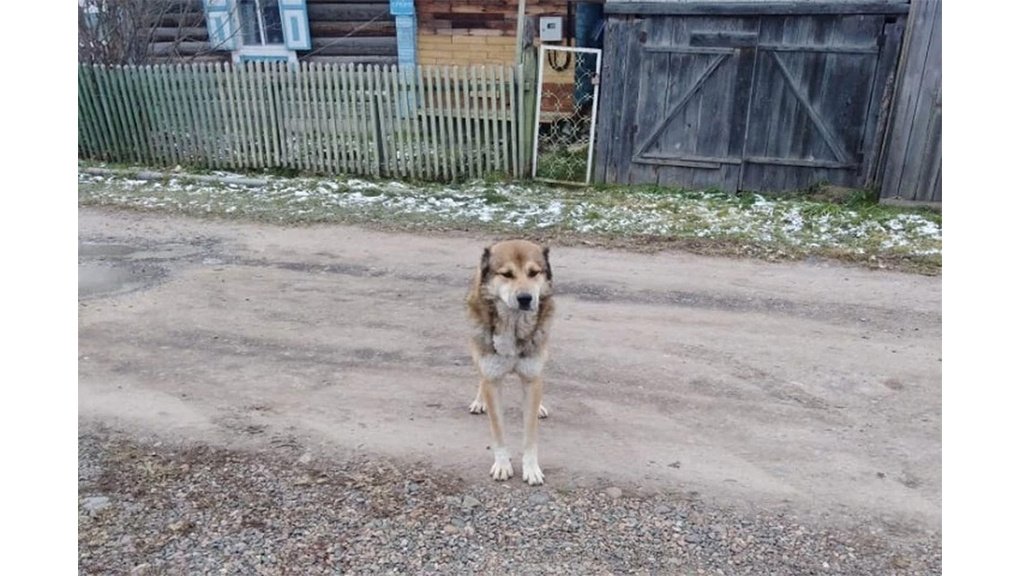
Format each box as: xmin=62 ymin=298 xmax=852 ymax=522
xmin=477 ymin=240 xmax=552 ymax=312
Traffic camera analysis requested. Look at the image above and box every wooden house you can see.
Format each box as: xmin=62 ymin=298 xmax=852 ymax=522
xmin=79 ymin=0 xmax=401 ymax=65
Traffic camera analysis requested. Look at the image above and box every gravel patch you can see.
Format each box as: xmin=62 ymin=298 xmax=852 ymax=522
xmin=79 ymin=428 xmax=940 ymax=575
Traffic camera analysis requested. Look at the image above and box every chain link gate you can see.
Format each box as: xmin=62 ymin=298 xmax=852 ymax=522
xmin=531 ymin=45 xmax=602 ymax=185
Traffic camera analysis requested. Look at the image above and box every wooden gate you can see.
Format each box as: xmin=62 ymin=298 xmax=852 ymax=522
xmin=596 ymin=2 xmax=909 ymax=192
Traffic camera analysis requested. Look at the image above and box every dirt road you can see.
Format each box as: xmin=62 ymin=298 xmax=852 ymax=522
xmin=78 ymin=206 xmax=941 ymax=551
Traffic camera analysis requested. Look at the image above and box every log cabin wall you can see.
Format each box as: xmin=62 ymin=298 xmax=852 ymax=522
xmin=304 ymin=0 xmax=397 ymax=64
xmin=134 ymin=0 xmax=398 ymax=65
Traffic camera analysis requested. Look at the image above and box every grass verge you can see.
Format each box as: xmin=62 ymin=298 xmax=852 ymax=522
xmin=78 ymin=162 xmax=941 ymax=275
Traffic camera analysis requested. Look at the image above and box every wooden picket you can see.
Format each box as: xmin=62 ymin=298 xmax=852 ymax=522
xmin=79 ymin=62 xmax=526 ymax=181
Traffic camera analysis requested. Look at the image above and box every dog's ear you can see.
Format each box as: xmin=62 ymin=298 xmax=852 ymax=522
xmin=542 ymin=246 xmax=552 ymax=281
xmin=479 ymin=246 xmax=491 ymax=279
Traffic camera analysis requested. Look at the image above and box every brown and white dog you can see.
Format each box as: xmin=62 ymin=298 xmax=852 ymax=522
xmin=466 ymin=240 xmax=554 ymax=485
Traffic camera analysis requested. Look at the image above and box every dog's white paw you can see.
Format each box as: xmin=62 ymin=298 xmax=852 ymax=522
xmin=522 ymin=456 xmax=544 ymax=486
xmin=491 ymin=450 xmax=513 ymax=481
xmin=538 ymin=404 xmax=549 ymax=419
xmin=469 ymin=399 xmax=487 ymax=414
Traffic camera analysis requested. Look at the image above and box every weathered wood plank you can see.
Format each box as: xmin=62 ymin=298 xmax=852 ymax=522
xmin=363 ymin=65 xmax=378 ymax=176
xmin=309 ymin=21 xmax=396 ymax=37
xmin=480 ymin=66 xmax=494 ymax=174
xmin=148 ymin=41 xmax=209 ymax=58
xmin=359 ymin=64 xmax=380 ymax=177
xmin=616 ymin=20 xmax=646 ymax=184
xmin=212 ymin=63 xmax=235 ymax=166
xmin=82 ymin=66 xmax=111 ymax=160
xmin=775 ymin=15 xmax=821 ymax=177
xmin=103 ymin=66 xmax=137 ymax=162
xmin=185 ymin=63 xmax=211 ymax=163
xmin=163 ymin=64 xmax=189 ymax=163
xmin=186 ymin=63 xmax=213 ymax=166
xmin=178 ymin=64 xmax=201 ymax=165
xmin=469 ymin=66 xmax=483 ymax=178
xmin=279 ymin=63 xmax=295 ymax=169
xmin=386 ymin=65 xmax=405 ymax=177
xmin=309 ymin=37 xmax=397 ymax=57
xmin=336 ymin=64 xmax=352 ymax=173
xmin=307 ymin=3 xmax=393 ymax=22
xmin=498 ymin=65 xmax=511 ymax=177
xmin=791 ymin=16 xmax=842 ymax=171
xmin=492 ymin=65 xmax=505 ymax=175
xmin=313 ymin=63 xmax=328 ymax=173
xmin=592 ymin=19 xmax=624 ymax=183
xmin=77 ymin=67 xmax=99 ymax=159
xmin=416 ymin=66 xmax=435 ymax=180
xmin=605 ymin=2 xmax=910 ymax=17
xmin=448 ymin=66 xmax=465 ymax=178
xmin=895 ymin=1 xmax=941 ymax=202
xmin=402 ymin=67 xmax=418 ymax=178
xmin=254 ymin=61 xmax=273 ymax=168
xmin=304 ymin=55 xmax=398 ymax=65
xmin=880 ymin=0 xmax=940 ymax=202
xmin=345 ymin=64 xmax=361 ymax=174
xmin=324 ymin=64 xmax=344 ymax=172
xmin=402 ymin=65 xmax=419 ymax=178
xmin=411 ymin=66 xmax=429 ymax=180
xmin=94 ymin=66 xmax=129 ymax=161
xmin=434 ymin=66 xmax=452 ymax=180
xmin=268 ymin=62 xmax=285 ymax=167
xmin=239 ymin=63 xmax=260 ymax=167
xmin=372 ymin=65 xmax=392 ymax=176
xmin=305 ymin=62 xmax=321 ymax=172
xmin=230 ymin=63 xmax=254 ymax=167
xmin=860 ymin=18 xmax=904 ymax=186
xmin=297 ymin=62 xmax=313 ymax=171
xmin=310 ymin=63 xmax=327 ymax=172
xmin=212 ymin=63 xmax=237 ymax=168
xmin=196 ymin=63 xmax=223 ymax=167
xmin=151 ymin=64 xmax=182 ymax=165
xmin=86 ymin=65 xmax=113 ymax=160
xmin=121 ymin=65 xmax=147 ymax=162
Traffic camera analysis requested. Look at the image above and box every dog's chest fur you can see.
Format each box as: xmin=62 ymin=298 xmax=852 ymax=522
xmin=491 ymin=307 xmax=539 ymax=357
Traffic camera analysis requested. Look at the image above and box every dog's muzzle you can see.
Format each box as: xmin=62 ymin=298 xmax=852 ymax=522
xmin=516 ymin=293 xmax=534 ymax=310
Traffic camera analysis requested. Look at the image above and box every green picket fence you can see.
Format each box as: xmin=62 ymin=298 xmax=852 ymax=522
xmin=78 ymin=61 xmax=528 ymax=181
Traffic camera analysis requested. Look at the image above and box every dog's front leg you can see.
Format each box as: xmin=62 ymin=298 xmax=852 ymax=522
xmin=469 ymin=381 xmax=487 ymax=414
xmin=521 ymin=376 xmax=545 ymax=485
xmin=480 ymin=377 xmax=513 ymax=481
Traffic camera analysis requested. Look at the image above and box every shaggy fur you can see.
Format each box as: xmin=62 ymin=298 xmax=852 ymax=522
xmin=466 ymin=239 xmax=555 ymax=485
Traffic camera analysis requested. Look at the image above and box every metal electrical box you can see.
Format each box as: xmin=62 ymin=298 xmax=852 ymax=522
xmin=539 ymin=16 xmax=564 ymax=42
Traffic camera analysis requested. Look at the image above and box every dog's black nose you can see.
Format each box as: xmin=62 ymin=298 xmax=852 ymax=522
xmin=517 ymin=294 xmax=533 ymax=310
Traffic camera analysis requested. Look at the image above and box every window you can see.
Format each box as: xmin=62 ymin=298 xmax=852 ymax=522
xmin=203 ymin=0 xmax=310 ymax=63
xmin=238 ymin=0 xmax=284 ymax=46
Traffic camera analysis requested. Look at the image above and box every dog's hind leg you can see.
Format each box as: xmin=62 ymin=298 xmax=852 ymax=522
xmin=520 ymin=377 xmax=545 ymax=485
xmin=469 ymin=380 xmax=487 ymax=414
xmin=481 ymin=378 xmax=514 ymax=481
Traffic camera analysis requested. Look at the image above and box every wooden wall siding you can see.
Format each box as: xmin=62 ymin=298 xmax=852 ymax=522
xmin=879 ymin=0 xmax=940 ymax=204
xmin=127 ymin=0 xmax=397 ymax=64
xmin=594 ymin=7 xmax=909 ymax=193
xmin=78 ymin=63 xmax=525 ymax=181
xmin=143 ymin=0 xmax=230 ymax=63
xmin=417 ymin=0 xmax=569 ymax=36
xmin=305 ymin=0 xmax=397 ymax=63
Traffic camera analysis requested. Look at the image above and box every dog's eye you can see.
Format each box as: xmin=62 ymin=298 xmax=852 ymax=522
xmin=527 ymin=270 xmax=540 ymax=278
xmin=500 ymin=271 xmax=514 ymax=278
